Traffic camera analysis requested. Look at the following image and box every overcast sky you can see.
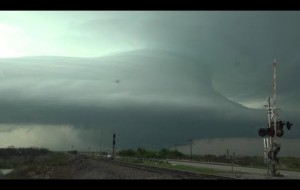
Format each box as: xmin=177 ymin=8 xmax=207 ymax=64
xmin=0 ymin=11 xmax=299 ymax=156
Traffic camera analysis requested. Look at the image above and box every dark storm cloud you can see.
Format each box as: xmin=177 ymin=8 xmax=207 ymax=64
xmin=207 ymin=12 xmax=300 ymax=105
xmin=0 ymin=90 xmax=266 ymax=148
xmin=1 ymin=11 xmax=300 ymax=150
xmin=68 ymin=11 xmax=300 ymax=108
xmin=0 ymin=50 xmax=270 ymax=148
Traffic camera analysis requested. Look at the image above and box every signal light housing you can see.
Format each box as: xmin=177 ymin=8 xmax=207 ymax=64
xmin=276 ymin=129 xmax=284 ymax=137
xmin=258 ymin=128 xmax=267 ymax=137
xmin=286 ymin=121 xmax=293 ymax=130
xmin=276 ymin=120 xmax=285 ymax=130
xmin=266 ymin=127 xmax=275 ymax=137
xmin=258 ymin=121 xmax=293 ymax=138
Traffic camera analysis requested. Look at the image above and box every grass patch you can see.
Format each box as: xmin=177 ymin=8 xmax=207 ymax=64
xmin=119 ymin=158 xmax=246 ymax=175
xmin=43 ymin=152 xmax=68 ymax=166
xmin=3 ymin=153 xmax=73 ymax=179
xmin=143 ymin=161 xmax=226 ymax=175
xmin=0 ymin=157 xmax=26 ymax=169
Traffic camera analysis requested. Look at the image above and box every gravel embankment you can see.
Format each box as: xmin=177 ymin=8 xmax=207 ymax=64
xmin=4 ymin=153 xmax=181 ymax=179
xmin=71 ymin=157 xmax=179 ymax=179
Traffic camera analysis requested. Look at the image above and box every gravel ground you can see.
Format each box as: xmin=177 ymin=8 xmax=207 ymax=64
xmin=72 ymin=158 xmax=179 ymax=179
xmin=3 ymin=154 xmax=181 ymax=179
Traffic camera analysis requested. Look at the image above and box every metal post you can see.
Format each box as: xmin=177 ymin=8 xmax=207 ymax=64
xmin=271 ymin=59 xmax=278 ymax=176
xmin=100 ymin=128 xmax=103 ymax=156
xmin=189 ymin=140 xmax=193 ymax=161
xmin=112 ymin=133 xmax=116 ymax=160
xmin=231 ymin=152 xmax=235 ymax=176
xmin=266 ymin=97 xmax=272 ymax=174
xmin=226 ymin=149 xmax=230 ymax=161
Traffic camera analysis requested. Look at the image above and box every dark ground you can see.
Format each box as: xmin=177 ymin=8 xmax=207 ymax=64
xmin=1 ymin=153 xmax=179 ymax=179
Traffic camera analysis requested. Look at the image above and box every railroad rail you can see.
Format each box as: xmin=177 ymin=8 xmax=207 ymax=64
xmin=79 ymin=154 xmax=239 ymax=179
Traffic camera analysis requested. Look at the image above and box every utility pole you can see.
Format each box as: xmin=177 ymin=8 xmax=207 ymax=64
xmin=189 ymin=140 xmax=193 ymax=161
xmin=226 ymin=149 xmax=230 ymax=161
xmin=232 ymin=152 xmax=236 ymax=176
xmin=100 ymin=128 xmax=103 ymax=156
xmin=112 ymin=133 xmax=116 ymax=160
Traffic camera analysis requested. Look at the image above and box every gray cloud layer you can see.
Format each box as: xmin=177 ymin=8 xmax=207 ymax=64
xmin=0 ymin=49 xmax=298 ymax=149
xmin=0 ymin=11 xmax=300 ymax=153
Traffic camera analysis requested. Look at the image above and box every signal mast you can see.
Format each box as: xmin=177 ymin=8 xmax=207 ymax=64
xmin=258 ymin=59 xmax=293 ymax=176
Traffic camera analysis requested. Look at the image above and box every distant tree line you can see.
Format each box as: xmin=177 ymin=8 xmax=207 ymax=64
xmin=118 ymin=148 xmax=265 ymax=166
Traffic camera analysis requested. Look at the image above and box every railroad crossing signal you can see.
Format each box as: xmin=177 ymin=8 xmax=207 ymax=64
xmin=257 ymin=59 xmax=294 ymax=176
xmin=258 ymin=120 xmax=293 ymax=138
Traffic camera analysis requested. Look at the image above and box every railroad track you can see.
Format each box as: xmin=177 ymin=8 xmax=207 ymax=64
xmin=80 ymin=154 xmax=239 ymax=179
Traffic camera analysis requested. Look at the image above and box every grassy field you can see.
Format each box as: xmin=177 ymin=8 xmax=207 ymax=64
xmin=117 ymin=156 xmax=300 ymax=177
xmin=118 ymin=157 xmax=246 ymax=176
xmin=0 ymin=152 xmax=75 ymax=179
xmin=1 ymin=150 xmax=300 ymax=179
